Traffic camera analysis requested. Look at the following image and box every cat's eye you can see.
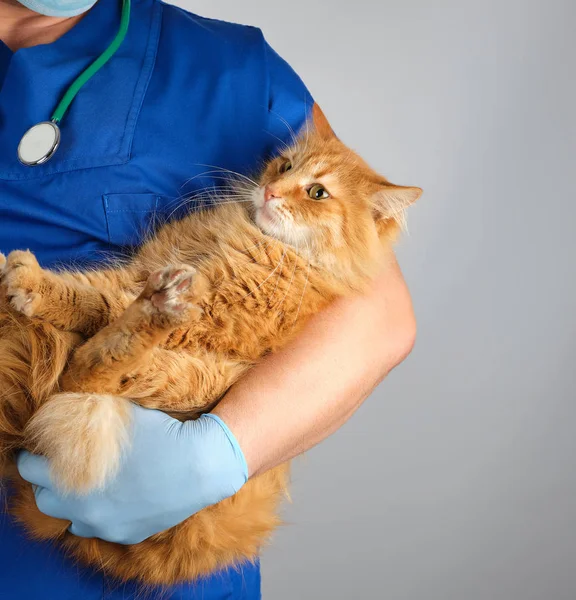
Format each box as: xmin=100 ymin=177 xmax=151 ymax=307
xmin=279 ymin=160 xmax=292 ymax=174
xmin=308 ymin=184 xmax=330 ymax=200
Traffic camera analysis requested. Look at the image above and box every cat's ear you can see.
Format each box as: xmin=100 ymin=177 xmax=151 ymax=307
xmin=371 ymin=184 xmax=422 ymax=220
xmin=312 ymin=103 xmax=337 ymax=139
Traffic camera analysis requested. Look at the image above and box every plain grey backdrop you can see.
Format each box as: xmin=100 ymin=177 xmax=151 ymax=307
xmin=173 ymin=1 xmax=576 ymax=598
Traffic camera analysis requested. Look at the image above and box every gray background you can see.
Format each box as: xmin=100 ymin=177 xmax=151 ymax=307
xmin=175 ymin=1 xmax=576 ymax=598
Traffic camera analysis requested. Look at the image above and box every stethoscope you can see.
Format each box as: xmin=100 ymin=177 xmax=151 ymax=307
xmin=17 ymin=0 xmax=131 ymax=167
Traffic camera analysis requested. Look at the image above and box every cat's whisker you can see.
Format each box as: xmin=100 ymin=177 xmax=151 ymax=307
xmin=176 ymin=170 xmax=238 ymax=191
xmin=193 ymin=199 xmax=256 ymax=209
xmin=193 ymin=164 xmax=259 ymax=188
xmin=164 ymin=187 xmax=224 ymax=209
xmin=173 ymin=185 xmax=255 ymax=202
xmin=241 ymin=236 xmax=272 ymax=252
xmin=275 ymin=240 xmax=300 ymax=319
xmin=243 ymin=236 xmax=279 ymax=255
xmin=301 ymin=102 xmax=312 ymax=157
xmin=240 ymin=248 xmax=287 ymax=300
xmin=239 ymin=214 xmax=285 ymax=280
xmin=268 ymin=109 xmax=299 ymax=148
xmin=166 ymin=179 xmax=256 ymax=216
xmin=176 ymin=169 xmax=255 ymax=192
xmin=291 ymin=253 xmax=311 ymax=329
xmin=164 ymin=195 xmax=256 ymax=222
xmin=186 ymin=174 xmax=253 ymax=189
xmin=209 ymin=198 xmax=256 ymax=204
xmin=262 ymin=130 xmax=291 ymax=155
xmin=249 ymin=252 xmax=282 ymax=272
xmin=166 ymin=186 xmax=243 ymax=204
xmin=280 ymin=259 xmax=299 ymax=316
xmin=270 ymin=244 xmax=288 ymax=300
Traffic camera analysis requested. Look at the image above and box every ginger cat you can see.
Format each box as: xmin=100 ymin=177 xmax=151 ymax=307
xmin=0 ymin=106 xmax=421 ymax=586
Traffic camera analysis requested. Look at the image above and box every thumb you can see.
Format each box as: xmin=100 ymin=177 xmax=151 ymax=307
xmin=17 ymin=451 xmax=54 ymax=489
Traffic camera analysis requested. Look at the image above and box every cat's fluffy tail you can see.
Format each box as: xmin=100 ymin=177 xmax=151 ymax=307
xmin=0 ymin=313 xmax=79 ymax=479
xmin=25 ymin=393 xmax=132 ymax=494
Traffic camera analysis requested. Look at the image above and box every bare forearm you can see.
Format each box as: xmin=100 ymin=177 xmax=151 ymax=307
xmin=212 ymin=252 xmax=416 ymax=477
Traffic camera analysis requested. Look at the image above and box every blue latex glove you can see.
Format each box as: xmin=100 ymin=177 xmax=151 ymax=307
xmin=17 ymin=406 xmax=248 ymax=545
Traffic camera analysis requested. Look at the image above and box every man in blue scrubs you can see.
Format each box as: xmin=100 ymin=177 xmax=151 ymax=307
xmin=0 ymin=0 xmax=417 ymax=598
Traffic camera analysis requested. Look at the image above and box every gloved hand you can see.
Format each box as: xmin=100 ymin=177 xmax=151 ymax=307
xmin=17 ymin=406 xmax=248 ymax=545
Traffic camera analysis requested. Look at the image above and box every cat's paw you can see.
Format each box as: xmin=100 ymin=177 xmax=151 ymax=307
xmin=141 ymin=265 xmax=200 ymax=325
xmin=0 ymin=250 xmax=43 ymax=317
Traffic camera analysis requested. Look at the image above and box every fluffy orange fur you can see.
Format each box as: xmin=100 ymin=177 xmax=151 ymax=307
xmin=0 ymin=105 xmax=421 ymax=586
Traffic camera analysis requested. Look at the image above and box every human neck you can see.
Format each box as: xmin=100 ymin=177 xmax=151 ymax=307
xmin=0 ymin=0 xmax=87 ymax=51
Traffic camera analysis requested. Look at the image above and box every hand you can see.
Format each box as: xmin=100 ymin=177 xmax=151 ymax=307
xmin=17 ymin=406 xmax=248 ymax=545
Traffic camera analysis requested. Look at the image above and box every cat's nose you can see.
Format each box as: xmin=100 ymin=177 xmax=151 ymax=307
xmin=264 ymin=186 xmax=280 ymax=203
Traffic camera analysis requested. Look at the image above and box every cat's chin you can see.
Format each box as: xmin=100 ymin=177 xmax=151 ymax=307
xmin=254 ymin=208 xmax=281 ymax=238
xmin=257 ymin=212 xmax=317 ymax=255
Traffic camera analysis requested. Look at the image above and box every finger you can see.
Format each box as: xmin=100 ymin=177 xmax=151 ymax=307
xmin=16 ymin=451 xmax=53 ymax=489
xmin=68 ymin=521 xmax=96 ymax=539
xmin=34 ymin=487 xmax=70 ymax=521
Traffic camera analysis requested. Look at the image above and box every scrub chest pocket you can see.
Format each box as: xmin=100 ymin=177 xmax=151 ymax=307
xmin=103 ymin=193 xmax=166 ymax=248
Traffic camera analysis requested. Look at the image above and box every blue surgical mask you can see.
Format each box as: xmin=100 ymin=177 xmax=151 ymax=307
xmin=16 ymin=0 xmax=98 ymax=17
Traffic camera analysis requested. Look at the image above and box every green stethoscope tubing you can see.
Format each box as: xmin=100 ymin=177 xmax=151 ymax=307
xmin=18 ymin=0 xmax=131 ymax=166
xmin=51 ymin=0 xmax=131 ymax=125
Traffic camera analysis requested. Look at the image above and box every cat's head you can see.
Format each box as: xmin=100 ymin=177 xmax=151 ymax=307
xmin=251 ymin=105 xmax=421 ymax=278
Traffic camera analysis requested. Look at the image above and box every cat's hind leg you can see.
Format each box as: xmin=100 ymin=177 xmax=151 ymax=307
xmin=61 ymin=264 xmax=203 ymax=394
xmin=22 ymin=266 xmax=205 ymax=494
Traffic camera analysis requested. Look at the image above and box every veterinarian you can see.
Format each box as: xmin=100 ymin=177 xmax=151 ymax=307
xmin=0 ymin=0 xmax=416 ymax=598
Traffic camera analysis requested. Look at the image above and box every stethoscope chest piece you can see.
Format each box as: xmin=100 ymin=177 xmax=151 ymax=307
xmin=16 ymin=0 xmax=131 ymax=167
xmin=18 ymin=121 xmax=61 ymax=166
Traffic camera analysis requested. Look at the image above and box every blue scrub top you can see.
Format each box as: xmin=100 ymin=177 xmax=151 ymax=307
xmin=0 ymin=0 xmax=312 ymax=597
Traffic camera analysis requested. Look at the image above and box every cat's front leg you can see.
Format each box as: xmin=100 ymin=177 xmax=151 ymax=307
xmin=0 ymin=250 xmax=124 ymax=334
xmin=0 ymin=250 xmax=46 ymax=317
xmin=61 ymin=264 xmax=204 ymax=394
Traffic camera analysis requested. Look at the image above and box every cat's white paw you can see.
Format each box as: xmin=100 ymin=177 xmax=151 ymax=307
xmin=143 ymin=264 xmax=198 ymax=318
xmin=1 ymin=250 xmax=42 ymax=317
xmin=8 ymin=289 xmax=40 ymax=317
